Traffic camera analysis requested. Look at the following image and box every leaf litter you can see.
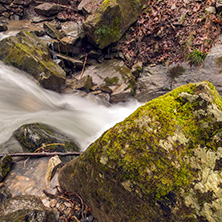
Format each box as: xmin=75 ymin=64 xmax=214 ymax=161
xmin=118 ymin=0 xmax=221 ymax=67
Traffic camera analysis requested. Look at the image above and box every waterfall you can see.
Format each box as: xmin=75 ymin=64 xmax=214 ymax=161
xmin=0 ymin=61 xmax=141 ymax=151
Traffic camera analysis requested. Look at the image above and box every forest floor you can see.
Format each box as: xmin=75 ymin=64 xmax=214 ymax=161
xmin=118 ymin=0 xmax=221 ymax=67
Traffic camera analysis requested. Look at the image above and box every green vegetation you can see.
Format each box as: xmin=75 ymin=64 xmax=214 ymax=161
xmin=186 ymin=48 xmax=207 ymax=66
xmin=105 ymin=76 xmax=119 ymax=86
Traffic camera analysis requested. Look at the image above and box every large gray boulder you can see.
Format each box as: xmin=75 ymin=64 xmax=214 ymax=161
xmin=135 ymin=42 xmax=222 ymax=103
xmin=59 ymin=81 xmax=222 ymax=221
xmin=0 ymin=31 xmax=66 ymax=91
xmin=83 ymin=0 xmax=146 ymax=49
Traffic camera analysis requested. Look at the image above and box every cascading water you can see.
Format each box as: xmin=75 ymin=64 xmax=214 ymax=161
xmin=0 ymin=61 xmax=141 ymax=151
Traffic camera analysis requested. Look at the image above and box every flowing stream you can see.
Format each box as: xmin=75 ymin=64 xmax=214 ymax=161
xmin=0 ymin=61 xmax=141 ymax=151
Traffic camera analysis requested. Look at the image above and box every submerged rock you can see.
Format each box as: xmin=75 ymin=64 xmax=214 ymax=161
xmin=83 ymin=0 xmax=145 ymax=49
xmin=59 ymin=81 xmax=222 ymax=221
xmin=0 ymin=31 xmax=66 ymax=91
xmin=0 ymin=195 xmax=57 ymax=222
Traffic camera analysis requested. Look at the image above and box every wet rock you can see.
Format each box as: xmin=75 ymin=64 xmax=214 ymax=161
xmin=45 ymin=155 xmax=62 ymax=183
xmin=13 ymin=123 xmax=80 ymax=153
xmin=0 ymin=195 xmax=57 ymax=221
xmin=4 ymin=156 xmax=61 ymax=206
xmin=0 ymin=155 xmax=13 ymax=182
xmin=0 ymin=24 xmax=8 ymax=32
xmin=59 ymin=81 xmax=222 ymax=221
xmin=43 ymin=22 xmax=66 ymax=40
xmin=83 ymin=0 xmax=145 ymax=49
xmin=55 ymin=53 xmax=83 ymax=70
xmin=34 ymin=3 xmax=62 ymax=17
xmin=68 ymin=76 xmax=93 ymax=93
xmin=0 ymin=31 xmax=66 ymax=91
xmin=0 ymin=186 xmax=12 ymax=205
xmin=76 ymin=59 xmax=135 ymax=103
xmin=51 ymin=36 xmax=82 ymax=56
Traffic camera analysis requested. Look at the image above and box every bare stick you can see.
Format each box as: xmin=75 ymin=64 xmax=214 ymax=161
xmin=78 ymin=53 xmax=88 ymax=80
xmin=0 ymin=151 xmax=82 ymax=158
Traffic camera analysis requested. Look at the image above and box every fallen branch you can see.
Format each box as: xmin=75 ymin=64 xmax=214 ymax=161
xmin=78 ymin=53 xmax=88 ymax=80
xmin=0 ymin=151 xmax=82 ymax=158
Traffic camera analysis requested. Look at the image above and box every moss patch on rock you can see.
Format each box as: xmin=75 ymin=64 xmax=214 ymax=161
xmin=83 ymin=0 xmax=145 ymax=49
xmin=0 ymin=31 xmax=66 ymax=91
xmin=59 ymin=81 xmax=222 ymax=221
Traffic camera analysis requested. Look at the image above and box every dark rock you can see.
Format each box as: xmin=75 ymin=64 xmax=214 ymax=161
xmin=0 ymin=31 xmax=66 ymax=91
xmin=69 ymin=76 xmax=93 ymax=93
xmin=87 ymin=49 xmax=102 ymax=60
xmin=59 ymin=81 xmax=222 ymax=221
xmin=99 ymin=85 xmax=112 ymax=94
xmin=0 ymin=24 xmax=8 ymax=32
xmin=34 ymin=3 xmax=62 ymax=17
xmin=0 ymin=186 xmax=12 ymax=205
xmin=0 ymin=195 xmax=57 ymax=222
xmin=43 ymin=22 xmax=66 ymax=40
xmin=13 ymin=123 xmax=80 ymax=153
xmin=51 ymin=36 xmax=82 ymax=56
xmin=55 ymin=53 xmax=83 ymax=70
xmin=0 ymin=155 xmax=13 ymax=182
xmin=216 ymin=0 xmax=222 ymax=12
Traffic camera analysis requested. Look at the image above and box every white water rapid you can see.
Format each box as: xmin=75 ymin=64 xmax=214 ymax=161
xmin=0 ymin=61 xmax=141 ymax=151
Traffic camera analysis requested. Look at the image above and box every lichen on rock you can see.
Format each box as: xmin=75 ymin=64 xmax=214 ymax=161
xmin=59 ymin=81 xmax=222 ymax=221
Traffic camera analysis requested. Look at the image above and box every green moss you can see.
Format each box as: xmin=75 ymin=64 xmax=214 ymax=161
xmin=186 ymin=48 xmax=207 ymax=66
xmin=105 ymin=76 xmax=119 ymax=86
xmin=84 ymin=81 xmax=222 ymax=203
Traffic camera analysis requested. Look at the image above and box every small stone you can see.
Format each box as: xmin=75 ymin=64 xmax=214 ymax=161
xmin=0 ymin=24 xmax=8 ymax=32
xmin=49 ymin=199 xmax=57 ymax=208
xmin=34 ymin=3 xmax=62 ymax=17
xmin=43 ymin=22 xmax=66 ymax=40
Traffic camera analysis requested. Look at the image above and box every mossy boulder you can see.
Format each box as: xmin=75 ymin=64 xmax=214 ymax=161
xmin=0 ymin=31 xmax=66 ymax=91
xmin=83 ymin=0 xmax=145 ymax=49
xmin=59 ymin=81 xmax=222 ymax=221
